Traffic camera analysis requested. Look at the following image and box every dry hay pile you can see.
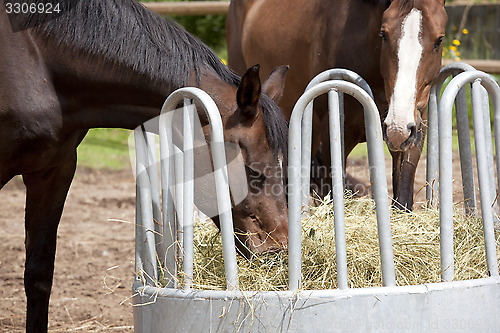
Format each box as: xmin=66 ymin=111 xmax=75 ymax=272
xmin=166 ymin=196 xmax=500 ymax=291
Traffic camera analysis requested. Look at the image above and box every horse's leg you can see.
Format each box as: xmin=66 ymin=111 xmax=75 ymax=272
xmin=308 ymin=106 xmax=328 ymax=198
xmin=390 ymin=124 xmax=426 ymax=211
xmin=23 ymin=157 xmax=77 ymax=332
xmin=317 ymin=112 xmax=368 ymax=198
xmin=319 ymin=98 xmax=367 ymax=197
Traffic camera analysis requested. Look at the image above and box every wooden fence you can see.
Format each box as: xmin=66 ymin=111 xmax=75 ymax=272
xmin=443 ymin=59 xmax=500 ymax=75
xmin=142 ymin=1 xmax=230 ymax=15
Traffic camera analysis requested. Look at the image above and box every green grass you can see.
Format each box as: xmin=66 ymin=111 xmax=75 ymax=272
xmin=77 ymin=128 xmax=132 ymax=170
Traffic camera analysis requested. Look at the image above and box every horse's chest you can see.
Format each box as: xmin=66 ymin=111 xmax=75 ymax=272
xmin=0 ymin=100 xmax=74 ymax=181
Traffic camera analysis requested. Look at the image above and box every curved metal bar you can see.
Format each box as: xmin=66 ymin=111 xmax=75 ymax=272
xmin=305 ymin=69 xmax=374 ymax=97
xmin=482 ymin=91 xmax=499 ymax=223
xmin=288 ymin=80 xmax=394 ymax=290
xmin=135 ymin=128 xmax=159 ymax=286
xmin=181 ymin=98 xmax=195 ymax=290
xmin=158 ymin=110 xmax=177 ymax=288
xmin=438 ymin=70 xmax=500 ymax=282
xmin=427 ymin=62 xmax=477 ymax=210
xmin=328 ymin=89 xmax=348 ymax=290
xmin=145 ymin=132 xmax=163 ymax=271
xmin=173 ymin=144 xmax=184 ymax=262
xmin=300 ymin=69 xmax=373 ymax=215
xmin=455 ymin=87 xmax=477 ymax=215
xmin=470 ymin=79 xmax=498 ymax=274
xmin=160 ymin=87 xmax=239 ymax=290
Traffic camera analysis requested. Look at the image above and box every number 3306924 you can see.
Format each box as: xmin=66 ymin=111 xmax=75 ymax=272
xmin=5 ymin=2 xmax=61 ymax=14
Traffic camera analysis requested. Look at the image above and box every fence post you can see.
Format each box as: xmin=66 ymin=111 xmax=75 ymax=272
xmin=159 ymin=109 xmax=177 ymax=288
xmin=135 ymin=128 xmax=159 ymax=286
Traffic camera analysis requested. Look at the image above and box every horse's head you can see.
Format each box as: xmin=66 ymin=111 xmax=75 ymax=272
xmin=213 ymin=65 xmax=289 ymax=258
xmin=379 ymin=0 xmax=447 ymax=151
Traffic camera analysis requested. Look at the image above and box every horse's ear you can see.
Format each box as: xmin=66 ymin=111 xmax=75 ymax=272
xmin=262 ymin=65 xmax=289 ymax=104
xmin=237 ymin=64 xmax=261 ymax=119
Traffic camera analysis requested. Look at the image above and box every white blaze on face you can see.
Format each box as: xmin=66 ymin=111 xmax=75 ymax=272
xmin=384 ymin=8 xmax=423 ymax=149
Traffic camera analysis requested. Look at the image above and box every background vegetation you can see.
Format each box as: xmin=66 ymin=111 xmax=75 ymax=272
xmin=150 ymin=0 xmax=228 ymax=57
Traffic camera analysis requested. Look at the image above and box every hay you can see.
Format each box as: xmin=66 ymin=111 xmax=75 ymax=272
xmin=169 ymin=196 xmax=500 ymax=291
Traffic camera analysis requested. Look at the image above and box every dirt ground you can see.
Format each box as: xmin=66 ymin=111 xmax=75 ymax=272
xmin=0 ymin=168 xmax=136 ymax=332
xmin=0 ymin=154 xmax=463 ymax=332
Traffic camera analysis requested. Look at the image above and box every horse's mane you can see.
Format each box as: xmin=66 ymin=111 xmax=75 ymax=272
xmin=362 ymin=0 xmax=421 ymax=10
xmin=363 ymin=0 xmax=425 ymax=11
xmin=261 ymin=95 xmax=288 ymax=161
xmin=400 ymin=0 xmax=416 ymax=9
xmin=363 ymin=0 xmax=392 ymax=8
xmin=23 ymin=0 xmax=237 ymax=88
xmin=19 ymin=0 xmax=287 ymax=157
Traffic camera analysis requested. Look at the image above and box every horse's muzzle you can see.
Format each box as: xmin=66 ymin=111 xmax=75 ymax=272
xmin=382 ymin=121 xmax=421 ymax=152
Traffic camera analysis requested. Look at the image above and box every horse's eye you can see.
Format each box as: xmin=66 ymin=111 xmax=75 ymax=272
xmin=379 ymin=30 xmax=388 ymax=42
xmin=433 ymin=36 xmax=445 ymax=50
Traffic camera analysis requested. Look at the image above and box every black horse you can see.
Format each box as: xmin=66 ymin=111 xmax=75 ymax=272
xmin=0 ymin=1 xmax=289 ymax=331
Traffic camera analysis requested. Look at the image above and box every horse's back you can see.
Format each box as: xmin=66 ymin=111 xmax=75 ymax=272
xmin=228 ymin=0 xmax=331 ymax=116
xmin=227 ymin=0 xmax=388 ymax=118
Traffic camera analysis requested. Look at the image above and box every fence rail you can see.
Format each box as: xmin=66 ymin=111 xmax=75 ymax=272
xmin=142 ymin=1 xmax=230 ymax=16
xmin=443 ymin=59 xmax=500 ymax=74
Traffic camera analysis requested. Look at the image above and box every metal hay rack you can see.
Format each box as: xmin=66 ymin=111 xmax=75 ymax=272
xmin=133 ymin=66 xmax=500 ymax=332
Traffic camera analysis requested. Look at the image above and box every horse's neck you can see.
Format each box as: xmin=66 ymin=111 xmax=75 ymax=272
xmin=341 ymin=1 xmax=385 ymax=51
xmin=330 ymin=0 xmax=387 ymax=100
xmin=42 ymin=41 xmax=227 ymax=131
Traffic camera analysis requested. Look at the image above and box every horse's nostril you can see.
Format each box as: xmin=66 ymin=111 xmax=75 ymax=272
xmin=407 ymin=122 xmax=417 ymax=139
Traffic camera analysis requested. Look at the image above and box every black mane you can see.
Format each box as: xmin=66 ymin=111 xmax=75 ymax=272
xmin=21 ymin=0 xmax=287 ymax=156
xmin=261 ymin=95 xmax=288 ymax=161
xmin=363 ymin=0 xmax=392 ymax=8
xmin=23 ymin=0 xmax=238 ymax=88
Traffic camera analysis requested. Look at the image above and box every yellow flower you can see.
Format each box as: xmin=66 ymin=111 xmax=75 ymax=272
xmin=462 ymin=28 xmax=469 ymax=35
xmin=452 ymin=39 xmax=461 ymax=46
xmin=455 ymin=57 xmax=461 ymax=61
xmin=449 ymin=46 xmax=457 ymax=51
xmin=455 ymin=51 xmax=461 ymax=56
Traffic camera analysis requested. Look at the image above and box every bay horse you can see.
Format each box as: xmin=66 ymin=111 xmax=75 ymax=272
xmin=227 ymin=0 xmax=447 ymax=210
xmin=0 ymin=0 xmax=289 ymax=331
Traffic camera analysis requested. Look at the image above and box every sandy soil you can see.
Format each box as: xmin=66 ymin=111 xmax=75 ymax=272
xmin=0 ymin=168 xmax=136 ymax=332
xmin=0 ymin=153 xmax=467 ymax=332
